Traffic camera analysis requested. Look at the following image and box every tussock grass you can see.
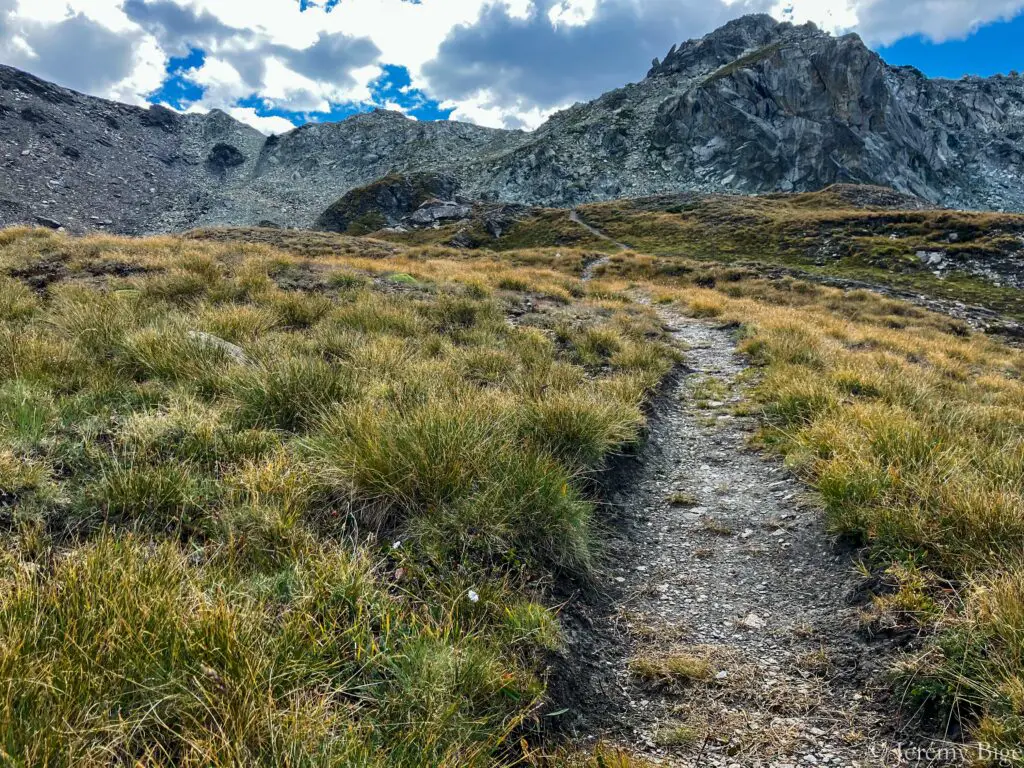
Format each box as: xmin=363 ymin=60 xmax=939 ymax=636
xmin=629 ymin=652 xmax=714 ymax=685
xmin=312 ymin=394 xmax=597 ymax=572
xmin=0 ymin=277 xmax=36 ymax=321
xmin=0 ymin=534 xmax=543 ymax=765
xmin=522 ymin=388 xmax=643 ymax=471
xmin=0 ymin=227 xmax=677 ymax=764
xmin=17 ymin=216 xmax=1021 ymax=756
xmin=230 ymin=355 xmax=355 ymax=432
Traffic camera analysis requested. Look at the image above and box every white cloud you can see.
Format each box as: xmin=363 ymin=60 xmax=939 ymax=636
xmin=225 ymin=106 xmax=297 ymax=134
xmin=548 ymin=0 xmax=598 ymax=27
xmin=1 ymin=2 xmax=167 ymax=103
xmin=107 ymin=32 xmax=167 ymax=104
xmin=849 ymin=0 xmax=1024 ymax=44
xmin=778 ymin=0 xmax=1024 ymax=43
xmin=442 ymin=91 xmax=558 ymax=129
xmin=774 ymin=0 xmax=859 ymax=35
xmin=260 ymin=57 xmax=333 ymax=112
xmin=381 ymin=100 xmax=419 ymax=119
xmin=186 ymin=55 xmax=245 ymax=96
xmin=318 ymin=0 xmax=492 ymax=78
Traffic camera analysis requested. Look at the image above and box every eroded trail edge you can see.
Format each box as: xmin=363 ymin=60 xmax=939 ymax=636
xmin=564 ymin=311 xmax=906 ymax=766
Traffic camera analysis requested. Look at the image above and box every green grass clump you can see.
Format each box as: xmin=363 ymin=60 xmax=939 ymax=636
xmin=0 ymin=227 xmax=676 ymax=763
xmin=266 ymin=290 xmax=334 ymax=329
xmin=312 ymin=395 xmax=595 ymax=572
xmin=119 ymin=323 xmax=241 ymax=390
xmin=85 ymin=458 xmax=215 ymax=531
xmin=0 ymin=379 xmax=55 ymax=447
xmin=0 ymin=277 xmax=37 ymax=321
xmin=230 ymin=356 xmax=355 ymax=432
xmin=522 ymin=387 xmax=643 ymax=471
xmin=326 ymin=269 xmax=369 ymax=291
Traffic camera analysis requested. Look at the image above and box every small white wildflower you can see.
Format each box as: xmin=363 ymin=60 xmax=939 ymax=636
xmin=391 ymin=540 xmax=402 ymax=550
xmin=467 ymin=589 xmax=480 ymax=603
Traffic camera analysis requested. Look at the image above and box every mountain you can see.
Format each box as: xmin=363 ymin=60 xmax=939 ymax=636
xmin=1 ymin=14 xmax=1023 ymax=234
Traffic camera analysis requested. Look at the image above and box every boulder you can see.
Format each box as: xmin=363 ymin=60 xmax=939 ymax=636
xmin=315 ymin=172 xmax=461 ymax=233
xmin=187 ymin=331 xmax=248 ymax=364
xmin=406 ymin=200 xmax=472 ymax=226
xmin=34 ymin=215 xmax=62 ymax=229
xmin=20 ymin=107 xmax=46 ymax=124
xmin=140 ymin=104 xmax=179 ymax=133
xmin=916 ymin=250 xmax=946 ymax=267
xmin=206 ymin=143 xmax=246 ymax=174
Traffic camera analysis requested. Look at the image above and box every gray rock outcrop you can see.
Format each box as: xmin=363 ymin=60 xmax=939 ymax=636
xmin=314 ymin=172 xmax=461 ymax=233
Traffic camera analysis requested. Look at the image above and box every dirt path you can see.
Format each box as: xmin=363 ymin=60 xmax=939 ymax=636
xmin=577 ymin=314 xmax=906 ymax=766
xmin=570 ymin=209 xmax=629 ymax=251
xmin=571 ymin=209 xmax=630 ymax=281
xmin=558 ymin=215 xmax=914 ymax=766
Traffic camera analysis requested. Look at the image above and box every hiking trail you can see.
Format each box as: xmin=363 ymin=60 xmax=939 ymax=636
xmin=558 ymin=216 xmax=915 ymax=766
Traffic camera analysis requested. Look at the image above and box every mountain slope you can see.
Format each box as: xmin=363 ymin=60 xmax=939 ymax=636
xmin=1 ymin=14 xmax=1023 ymax=234
xmin=464 ymin=15 xmax=1024 ymax=209
xmin=0 ymin=65 xmax=266 ymax=234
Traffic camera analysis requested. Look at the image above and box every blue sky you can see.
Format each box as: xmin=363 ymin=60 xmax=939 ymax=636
xmin=878 ymin=13 xmax=1024 ymax=79
xmin=1 ymin=0 xmax=1022 ymax=134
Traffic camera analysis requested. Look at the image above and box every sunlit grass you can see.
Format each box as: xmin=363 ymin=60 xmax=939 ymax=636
xmin=0 ymin=227 xmax=676 ymax=765
xmin=5 ymin=216 xmax=1022 ymax=758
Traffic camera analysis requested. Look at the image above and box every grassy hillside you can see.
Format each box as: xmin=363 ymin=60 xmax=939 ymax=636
xmin=578 ymin=189 xmax=1024 ymax=322
xmin=370 ymin=186 xmax=1024 ymax=325
xmin=1 ymin=219 xmax=1023 ymax=763
xmin=0 ymin=227 xmax=674 ymax=765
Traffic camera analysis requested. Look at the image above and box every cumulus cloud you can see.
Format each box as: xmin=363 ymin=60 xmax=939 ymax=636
xmin=846 ymin=0 xmax=1024 ymax=44
xmin=775 ymin=0 xmax=1024 ymax=43
xmin=225 ymin=106 xmax=297 ymax=135
xmin=125 ymin=0 xmax=381 ymax=112
xmin=0 ymin=0 xmax=11 ymax=37
xmin=122 ymin=0 xmax=241 ymax=56
xmin=0 ymin=3 xmax=165 ymax=102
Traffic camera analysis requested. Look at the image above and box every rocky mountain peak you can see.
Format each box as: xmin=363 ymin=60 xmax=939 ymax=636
xmin=647 ymin=14 xmax=821 ymax=78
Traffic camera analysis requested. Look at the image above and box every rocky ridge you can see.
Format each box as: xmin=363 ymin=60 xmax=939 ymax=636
xmin=1 ymin=14 xmax=1023 ymax=234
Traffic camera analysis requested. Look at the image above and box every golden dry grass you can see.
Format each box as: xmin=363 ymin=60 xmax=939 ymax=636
xmin=3 ymin=218 xmax=1023 ymax=759
xmin=0 ymin=227 xmax=676 ymax=766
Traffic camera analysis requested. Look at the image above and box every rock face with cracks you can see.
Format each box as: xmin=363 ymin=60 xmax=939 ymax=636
xmin=2 ymin=14 xmax=1024 ymax=235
